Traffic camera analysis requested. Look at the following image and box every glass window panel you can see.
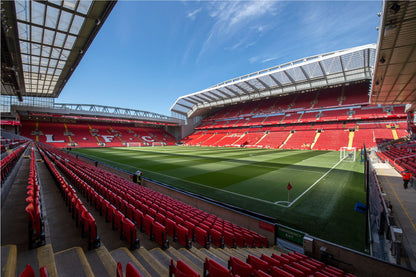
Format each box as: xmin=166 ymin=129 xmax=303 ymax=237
xmin=40 ymin=57 xmax=49 ymax=66
xmin=55 ymin=69 xmax=62 ymax=75
xmin=21 ymin=54 xmax=30 ymax=64
xmin=64 ymin=35 xmax=76 ymax=49
xmin=31 ymin=26 xmax=43 ymax=43
xmin=60 ymin=49 xmax=70 ymax=60
xmin=31 ymin=65 xmax=39 ymax=73
xmin=58 ymin=10 xmax=72 ymax=32
xmin=42 ymin=46 xmax=51 ymax=57
xmin=63 ymin=0 xmax=77 ymax=10
xmin=49 ymin=0 xmax=62 ymax=6
xmin=15 ymin=1 xmax=29 ymax=21
xmin=45 ymin=75 xmax=52 ymax=81
xmin=69 ymin=15 xmax=84 ymax=34
xmin=39 ymin=67 xmax=48 ymax=74
xmin=77 ymin=1 xmax=92 ymax=15
xmin=47 ymin=67 xmax=55 ymax=75
xmin=43 ymin=29 xmax=55 ymax=45
xmin=49 ymin=59 xmax=58 ymax=67
xmin=32 ymin=56 xmax=40 ymax=65
xmin=31 ymin=43 xmax=41 ymax=56
xmin=23 ymin=64 xmax=30 ymax=72
xmin=54 ymin=32 xmax=66 ymax=47
xmin=45 ymin=6 xmax=59 ymax=28
xmin=17 ymin=22 xmax=29 ymax=40
xmin=31 ymin=1 xmax=45 ymax=25
xmin=51 ymin=48 xmax=61 ymax=59
xmin=57 ymin=60 xmax=65 ymax=69
xmin=20 ymin=41 xmax=30 ymax=54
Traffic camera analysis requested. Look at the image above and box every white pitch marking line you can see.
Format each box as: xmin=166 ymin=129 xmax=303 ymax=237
xmin=274 ymin=157 xmax=345 ymax=207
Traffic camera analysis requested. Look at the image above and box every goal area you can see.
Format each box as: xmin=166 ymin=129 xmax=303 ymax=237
xmin=151 ymin=142 xmax=166 ymax=147
xmin=340 ymin=146 xmax=356 ymax=162
xmin=126 ymin=142 xmax=141 ymax=147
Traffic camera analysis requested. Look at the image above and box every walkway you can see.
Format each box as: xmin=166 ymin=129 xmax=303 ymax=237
xmin=372 ymin=158 xmax=416 ymax=270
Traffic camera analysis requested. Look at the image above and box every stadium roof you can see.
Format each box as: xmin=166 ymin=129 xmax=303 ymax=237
xmin=1 ymin=0 xmax=116 ymax=100
xmin=371 ymin=0 xmax=416 ymax=107
xmin=171 ymin=44 xmax=376 ymax=118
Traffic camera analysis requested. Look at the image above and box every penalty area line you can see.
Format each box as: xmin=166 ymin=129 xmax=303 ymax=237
xmin=274 ymin=157 xmax=345 ymax=207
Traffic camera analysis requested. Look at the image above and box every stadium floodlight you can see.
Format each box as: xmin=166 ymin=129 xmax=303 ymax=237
xmin=340 ymin=147 xmax=356 ymax=162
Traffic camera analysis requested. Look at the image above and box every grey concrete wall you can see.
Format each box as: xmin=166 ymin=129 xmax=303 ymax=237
xmin=305 ymin=236 xmax=416 ymax=277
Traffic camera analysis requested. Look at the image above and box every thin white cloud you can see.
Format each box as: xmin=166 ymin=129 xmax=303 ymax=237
xmin=198 ymin=1 xmax=280 ymax=60
xmin=261 ymin=56 xmax=279 ymax=63
xmin=187 ymin=7 xmax=202 ymax=20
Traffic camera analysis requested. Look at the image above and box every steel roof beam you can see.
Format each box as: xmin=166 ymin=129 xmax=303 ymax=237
xmin=255 ymin=78 xmax=270 ymax=89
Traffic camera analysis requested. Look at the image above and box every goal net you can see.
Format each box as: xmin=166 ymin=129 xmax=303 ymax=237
xmin=126 ymin=142 xmax=141 ymax=147
xmin=151 ymin=142 xmax=166 ymax=147
xmin=340 ymin=146 xmax=356 ymax=162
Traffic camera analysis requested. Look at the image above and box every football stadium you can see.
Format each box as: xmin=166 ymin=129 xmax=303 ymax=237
xmin=1 ymin=1 xmax=416 ymax=277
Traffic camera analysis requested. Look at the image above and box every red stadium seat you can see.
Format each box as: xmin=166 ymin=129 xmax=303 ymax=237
xmin=152 ymin=221 xmax=169 ymax=249
xmin=270 ymin=266 xmax=295 ymax=277
xmin=254 ymin=269 xmax=272 ymax=277
xmin=170 ymin=259 xmax=200 ymax=277
xmin=117 ymin=262 xmax=123 ymax=277
xmin=247 ymin=255 xmax=269 ymax=272
xmin=126 ymin=262 xmax=143 ymax=277
xmin=282 ymin=264 xmax=305 ymax=277
xmin=204 ymin=258 xmax=232 ymax=277
xmin=261 ymin=254 xmax=280 ymax=269
xmin=210 ymin=229 xmax=224 ymax=248
xmin=122 ymin=217 xmax=139 ymax=249
xmin=19 ymin=264 xmax=35 ymax=277
xmin=166 ymin=218 xmax=176 ymax=239
xmin=195 ymin=226 xmax=209 ymax=248
xmin=176 ymin=224 xmax=191 ymax=249
xmin=143 ymin=214 xmax=153 ymax=237
xmin=228 ymin=256 xmax=253 ymax=277
xmin=39 ymin=266 xmax=48 ymax=277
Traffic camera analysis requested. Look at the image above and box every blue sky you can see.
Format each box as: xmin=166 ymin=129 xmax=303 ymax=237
xmin=58 ymin=0 xmax=382 ymax=116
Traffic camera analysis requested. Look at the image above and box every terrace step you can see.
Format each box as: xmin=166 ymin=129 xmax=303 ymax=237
xmin=110 ymin=247 xmax=151 ymax=277
xmin=132 ymin=247 xmax=168 ymax=276
xmin=85 ymin=246 xmax=117 ymax=277
xmin=148 ymin=248 xmax=171 ymax=273
xmin=164 ymin=247 xmax=202 ymax=275
xmin=54 ymin=247 xmax=93 ymax=277
xmin=178 ymin=248 xmax=205 ymax=269
xmin=199 ymin=248 xmax=228 ymax=267
xmin=1 ymin=245 xmax=17 ymax=277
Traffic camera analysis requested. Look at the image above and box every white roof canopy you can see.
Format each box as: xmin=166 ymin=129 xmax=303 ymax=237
xmin=171 ymin=44 xmax=376 ymax=118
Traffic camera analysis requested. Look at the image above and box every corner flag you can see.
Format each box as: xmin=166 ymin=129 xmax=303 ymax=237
xmin=287 ymin=182 xmax=292 ymax=190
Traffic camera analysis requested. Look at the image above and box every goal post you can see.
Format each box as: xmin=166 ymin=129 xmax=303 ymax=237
xmin=126 ymin=142 xmax=141 ymax=147
xmin=340 ymin=146 xmax=356 ymax=162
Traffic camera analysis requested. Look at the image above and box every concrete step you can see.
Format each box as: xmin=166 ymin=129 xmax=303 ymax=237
xmin=164 ymin=247 xmax=202 ymax=275
xmin=16 ymin=244 xmax=58 ymax=277
xmin=199 ymin=248 xmax=228 ymax=268
xmin=110 ymin=247 xmax=151 ymax=277
xmin=132 ymin=247 xmax=168 ymax=277
xmin=54 ymin=247 xmax=94 ymax=277
xmin=85 ymin=246 xmax=117 ymax=277
xmin=239 ymin=247 xmax=263 ymax=258
xmin=1 ymin=245 xmax=17 ymax=277
xmin=217 ymin=247 xmax=246 ymax=261
xmin=178 ymin=248 xmax=205 ymax=269
xmin=149 ymin=248 xmax=172 ymax=273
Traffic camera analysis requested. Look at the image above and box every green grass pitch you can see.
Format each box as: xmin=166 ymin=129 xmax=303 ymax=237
xmin=72 ymin=146 xmax=367 ymax=252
